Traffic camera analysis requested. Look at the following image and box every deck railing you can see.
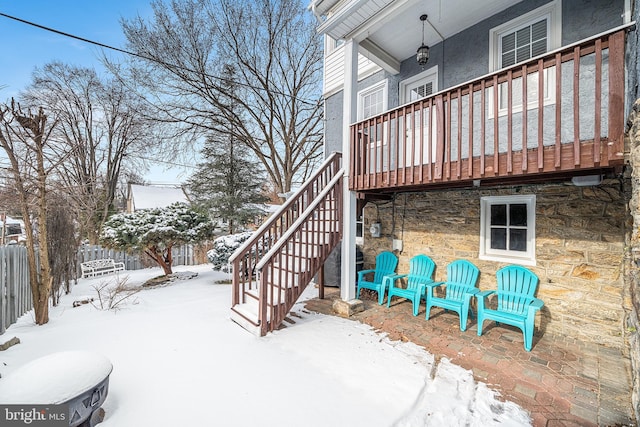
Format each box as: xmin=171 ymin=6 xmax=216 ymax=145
xmin=350 ymin=27 xmax=627 ymax=191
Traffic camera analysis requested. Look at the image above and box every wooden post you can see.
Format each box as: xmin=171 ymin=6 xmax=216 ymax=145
xmin=318 ymin=265 xmax=325 ymax=300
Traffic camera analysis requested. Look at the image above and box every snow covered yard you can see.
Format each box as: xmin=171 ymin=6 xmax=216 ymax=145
xmin=0 ymin=265 xmax=531 ymax=426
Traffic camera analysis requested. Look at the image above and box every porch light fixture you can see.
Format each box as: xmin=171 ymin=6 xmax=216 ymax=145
xmin=416 ymin=14 xmax=430 ymax=66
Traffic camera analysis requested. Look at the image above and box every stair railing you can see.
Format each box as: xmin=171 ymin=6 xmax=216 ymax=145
xmin=255 ymin=169 xmax=343 ymax=335
xmin=229 ymin=153 xmax=342 ymax=327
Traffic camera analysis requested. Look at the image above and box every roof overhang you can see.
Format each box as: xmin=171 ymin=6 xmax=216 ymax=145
xmin=310 ymin=0 xmax=523 ymax=74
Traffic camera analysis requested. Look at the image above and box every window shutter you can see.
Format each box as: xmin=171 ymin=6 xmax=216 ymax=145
xmin=531 ymin=19 xmax=548 ymax=57
xmin=499 ymin=18 xmax=548 ymax=68
xmin=409 ymin=82 xmax=434 ymax=101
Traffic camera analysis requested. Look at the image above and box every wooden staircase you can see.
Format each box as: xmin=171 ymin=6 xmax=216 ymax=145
xmin=229 ymin=153 xmax=343 ymax=336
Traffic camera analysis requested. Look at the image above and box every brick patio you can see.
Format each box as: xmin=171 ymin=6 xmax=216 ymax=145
xmin=304 ymin=287 xmax=636 ymax=427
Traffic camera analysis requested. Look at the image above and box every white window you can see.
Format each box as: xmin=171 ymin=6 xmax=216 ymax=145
xmin=358 ymin=80 xmax=387 ymax=120
xmin=489 ymin=1 xmax=561 ymax=115
xmin=400 ymin=66 xmax=439 ymax=104
xmin=324 ymin=35 xmax=344 ymax=55
xmin=480 ymin=195 xmax=536 ymax=265
xmin=499 ymin=18 xmax=549 ymax=69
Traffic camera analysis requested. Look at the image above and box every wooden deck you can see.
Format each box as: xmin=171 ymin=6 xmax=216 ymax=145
xmin=349 ymin=28 xmax=626 ymax=193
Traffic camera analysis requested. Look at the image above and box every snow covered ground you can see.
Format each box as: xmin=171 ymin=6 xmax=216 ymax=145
xmin=0 ymin=264 xmax=531 ymax=426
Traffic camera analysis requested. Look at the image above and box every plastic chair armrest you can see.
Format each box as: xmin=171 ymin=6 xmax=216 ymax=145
xmin=386 ymin=273 xmax=407 ymax=288
xmin=357 ymin=269 xmax=376 ymax=280
xmin=425 ymin=281 xmax=445 ymax=290
xmin=476 ymin=290 xmax=496 ymax=300
xmin=527 ymin=298 xmax=544 ymax=316
xmin=385 ymin=273 xmax=407 ymax=281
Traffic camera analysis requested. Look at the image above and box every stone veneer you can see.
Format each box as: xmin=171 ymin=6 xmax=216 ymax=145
xmin=625 ymin=98 xmax=640 ymax=422
xmin=362 ymin=180 xmax=630 ymax=349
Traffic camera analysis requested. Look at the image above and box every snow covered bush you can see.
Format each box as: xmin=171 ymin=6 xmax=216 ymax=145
xmin=207 ymin=231 xmax=253 ymax=272
xmin=100 ymin=203 xmax=214 ymax=275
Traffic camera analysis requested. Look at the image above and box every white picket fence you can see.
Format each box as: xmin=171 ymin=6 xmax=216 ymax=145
xmin=0 ymin=245 xmax=31 ymax=334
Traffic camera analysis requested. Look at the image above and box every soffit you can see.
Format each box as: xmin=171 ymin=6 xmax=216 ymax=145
xmin=314 ymin=0 xmax=523 ymax=64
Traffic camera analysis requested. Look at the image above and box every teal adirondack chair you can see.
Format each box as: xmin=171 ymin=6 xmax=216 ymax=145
xmin=356 ymin=251 xmax=398 ymax=305
xmin=385 ymin=255 xmax=435 ymax=316
xmin=476 ymin=265 xmax=544 ymax=351
xmin=424 ymin=259 xmax=480 ymax=331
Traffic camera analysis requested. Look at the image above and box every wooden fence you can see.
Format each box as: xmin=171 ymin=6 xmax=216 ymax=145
xmin=0 ymin=245 xmax=31 ymax=334
xmin=77 ymin=243 xmax=209 ymax=272
xmin=0 ymin=243 xmax=212 ymax=335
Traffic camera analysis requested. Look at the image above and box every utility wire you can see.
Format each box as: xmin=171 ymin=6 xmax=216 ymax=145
xmin=133 ymin=155 xmax=196 ymax=169
xmin=0 ymin=12 xmax=322 ymax=107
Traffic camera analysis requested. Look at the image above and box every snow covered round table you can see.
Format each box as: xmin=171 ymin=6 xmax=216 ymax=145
xmin=0 ymin=351 xmax=113 ymax=427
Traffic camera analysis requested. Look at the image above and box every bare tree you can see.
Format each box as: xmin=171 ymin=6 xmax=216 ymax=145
xmin=116 ymin=0 xmax=324 ymax=196
xmin=47 ymin=196 xmax=78 ymax=306
xmin=22 ymin=62 xmax=161 ymax=243
xmin=0 ymin=100 xmax=56 ymax=324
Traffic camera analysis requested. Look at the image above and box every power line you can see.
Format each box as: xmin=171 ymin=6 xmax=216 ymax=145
xmin=133 ymin=155 xmax=196 ymax=169
xmin=0 ymin=12 xmax=322 ymax=107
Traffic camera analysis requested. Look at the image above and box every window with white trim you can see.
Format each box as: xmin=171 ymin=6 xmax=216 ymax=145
xmin=499 ymin=18 xmax=549 ymax=68
xmin=358 ymin=80 xmax=387 ymax=120
xmin=480 ymin=195 xmax=536 ymax=265
xmin=489 ymin=1 xmax=561 ymax=115
xmin=400 ymin=66 xmax=438 ymax=104
xmin=324 ymin=35 xmax=344 ymax=56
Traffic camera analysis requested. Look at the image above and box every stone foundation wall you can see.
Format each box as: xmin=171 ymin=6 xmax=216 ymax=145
xmin=625 ymin=98 xmax=640 ymax=422
xmin=362 ymin=180 xmax=630 ymax=349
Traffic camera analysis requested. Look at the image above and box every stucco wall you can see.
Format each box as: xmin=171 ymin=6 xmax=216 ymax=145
xmin=361 ymin=180 xmax=630 ymax=349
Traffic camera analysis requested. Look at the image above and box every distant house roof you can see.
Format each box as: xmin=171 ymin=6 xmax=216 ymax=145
xmin=127 ymin=184 xmax=189 ymax=212
xmin=4 ymin=215 xmax=21 ymax=225
xmin=2 ymin=215 xmax=26 ymax=242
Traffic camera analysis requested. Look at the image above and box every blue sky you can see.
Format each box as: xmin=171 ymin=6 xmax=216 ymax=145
xmin=0 ymin=1 xmax=191 ymax=184
xmin=0 ymin=1 xmax=152 ymax=97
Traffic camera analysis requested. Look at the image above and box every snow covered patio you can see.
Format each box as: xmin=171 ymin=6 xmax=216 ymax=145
xmin=306 ymin=289 xmax=635 ymax=426
xmin=0 ymin=264 xmax=532 ymax=426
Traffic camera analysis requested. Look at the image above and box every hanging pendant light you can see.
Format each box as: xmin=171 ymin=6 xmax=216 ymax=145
xmin=416 ymin=14 xmax=430 ymax=66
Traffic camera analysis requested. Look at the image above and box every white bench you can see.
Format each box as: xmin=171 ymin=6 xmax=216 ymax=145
xmin=81 ymin=259 xmax=125 ymax=279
